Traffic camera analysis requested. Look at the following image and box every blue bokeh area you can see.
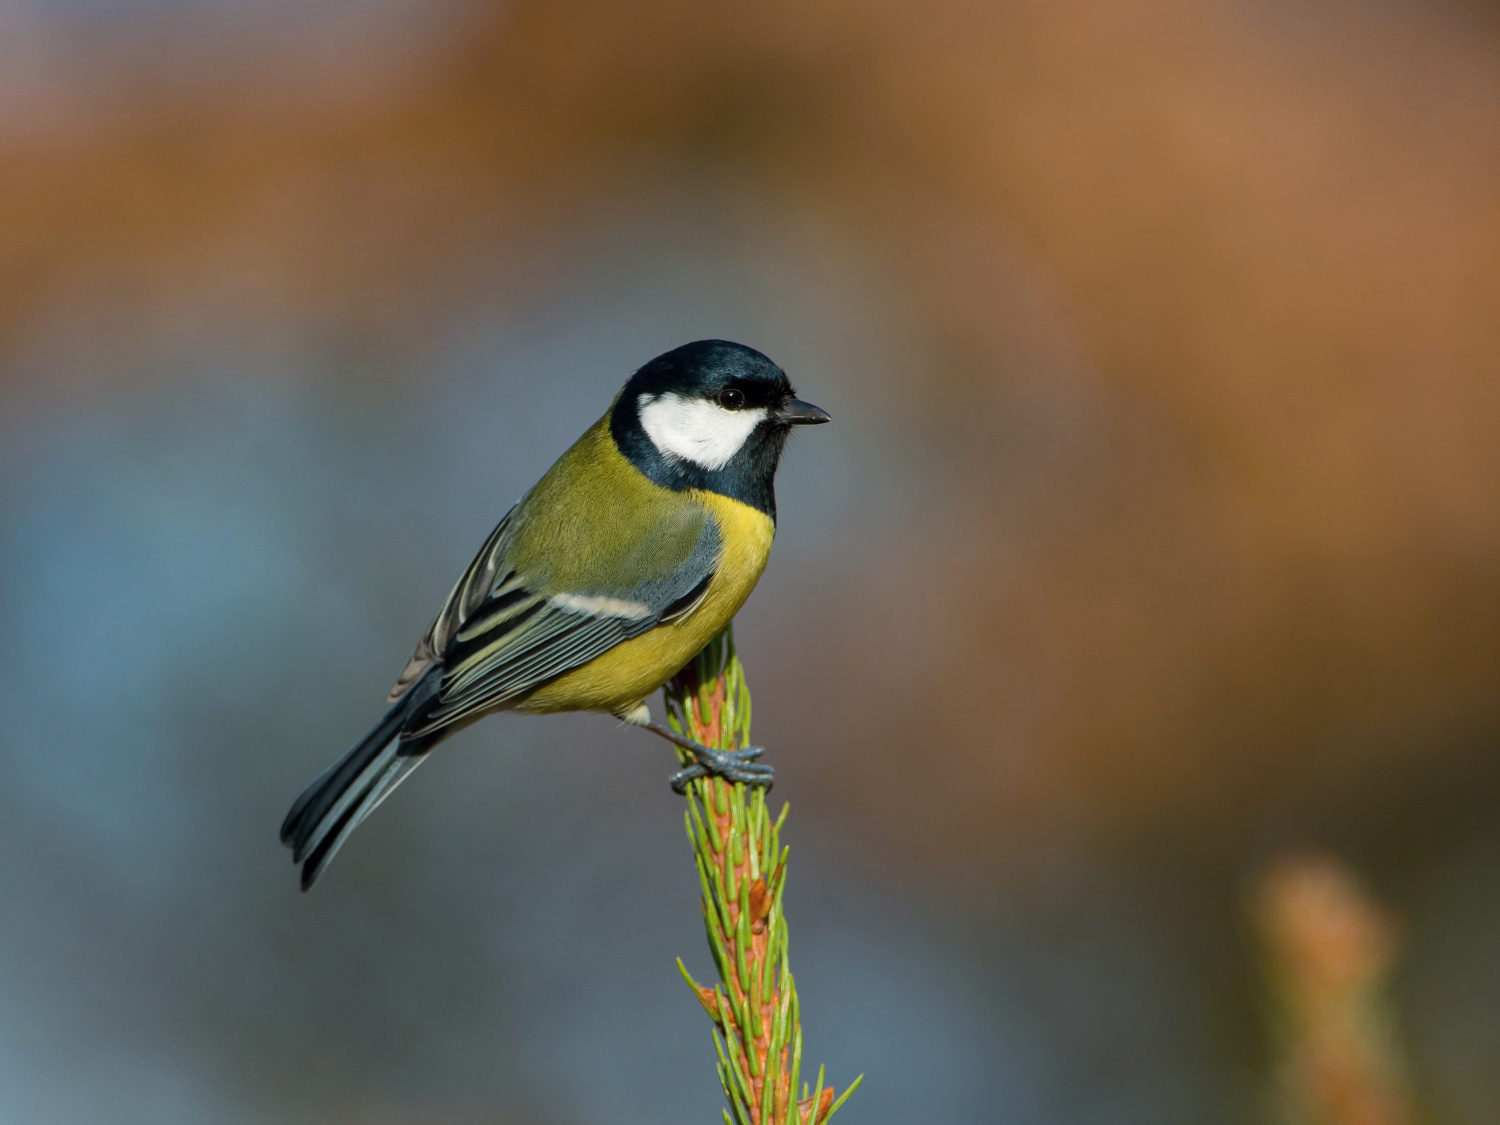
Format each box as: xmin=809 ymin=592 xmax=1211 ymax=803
xmin=0 ymin=226 xmax=1232 ymax=1124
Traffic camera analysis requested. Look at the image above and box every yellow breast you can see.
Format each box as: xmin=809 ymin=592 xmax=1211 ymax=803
xmin=515 ymin=489 xmax=776 ymax=716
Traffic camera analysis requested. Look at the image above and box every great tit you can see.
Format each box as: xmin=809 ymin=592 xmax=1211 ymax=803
xmin=280 ymin=339 xmax=830 ymax=889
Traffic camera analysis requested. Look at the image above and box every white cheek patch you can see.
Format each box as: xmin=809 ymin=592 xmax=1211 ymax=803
xmin=637 ymin=392 xmax=768 ymax=471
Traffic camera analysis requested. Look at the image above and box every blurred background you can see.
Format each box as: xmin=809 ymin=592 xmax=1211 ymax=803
xmin=3 ymin=0 xmax=1500 ymax=1121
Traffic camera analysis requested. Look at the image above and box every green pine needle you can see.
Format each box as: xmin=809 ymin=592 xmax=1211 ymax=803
xmin=667 ymin=624 xmax=861 ymax=1125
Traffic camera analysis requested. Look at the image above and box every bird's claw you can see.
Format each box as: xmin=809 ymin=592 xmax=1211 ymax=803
xmin=670 ymin=744 xmax=774 ymax=794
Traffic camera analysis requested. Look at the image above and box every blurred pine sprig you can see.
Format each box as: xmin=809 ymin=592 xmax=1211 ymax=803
xmin=1253 ymin=852 xmax=1418 ymax=1125
xmin=665 ymin=626 xmax=862 ymax=1125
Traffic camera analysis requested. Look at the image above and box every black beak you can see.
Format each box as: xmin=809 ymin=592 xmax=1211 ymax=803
xmin=777 ymin=398 xmax=831 ymax=425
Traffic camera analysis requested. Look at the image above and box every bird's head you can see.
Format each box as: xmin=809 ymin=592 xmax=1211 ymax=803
xmin=611 ymin=340 xmax=829 ymax=517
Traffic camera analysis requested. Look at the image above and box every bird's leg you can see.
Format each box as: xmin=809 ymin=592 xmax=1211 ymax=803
xmin=618 ymin=706 xmax=774 ymax=794
xmin=648 ymin=720 xmax=774 ymax=794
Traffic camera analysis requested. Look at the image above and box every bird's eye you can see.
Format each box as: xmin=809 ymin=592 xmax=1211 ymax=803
xmin=717 ymin=388 xmax=746 ymax=410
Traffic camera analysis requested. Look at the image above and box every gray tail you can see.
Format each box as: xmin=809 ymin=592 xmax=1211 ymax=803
xmin=280 ymin=669 xmax=442 ymax=891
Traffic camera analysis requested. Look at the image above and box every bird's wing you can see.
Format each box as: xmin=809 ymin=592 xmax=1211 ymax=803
xmin=388 ymin=506 xmax=518 ymax=702
xmin=400 ymin=501 xmax=722 ymax=736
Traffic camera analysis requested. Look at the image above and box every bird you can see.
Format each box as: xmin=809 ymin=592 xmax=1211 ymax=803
xmin=280 ymin=339 xmax=830 ymax=890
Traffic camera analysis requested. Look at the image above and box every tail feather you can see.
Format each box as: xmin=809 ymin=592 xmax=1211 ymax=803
xmin=281 ymin=669 xmax=441 ymax=891
xmin=296 ymin=751 xmax=427 ymax=891
xmin=294 ymin=739 xmax=399 ymax=863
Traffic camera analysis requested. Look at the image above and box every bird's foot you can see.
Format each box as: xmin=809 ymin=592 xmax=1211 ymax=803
xmin=669 ymin=743 xmax=774 ymax=795
xmin=629 ymin=716 xmax=774 ymax=794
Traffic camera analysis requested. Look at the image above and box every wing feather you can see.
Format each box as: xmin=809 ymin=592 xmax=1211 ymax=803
xmin=389 ymin=507 xmax=518 ymax=701
xmin=409 ymin=614 xmax=630 ymax=733
xmin=399 ymin=509 xmax=723 ymax=738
